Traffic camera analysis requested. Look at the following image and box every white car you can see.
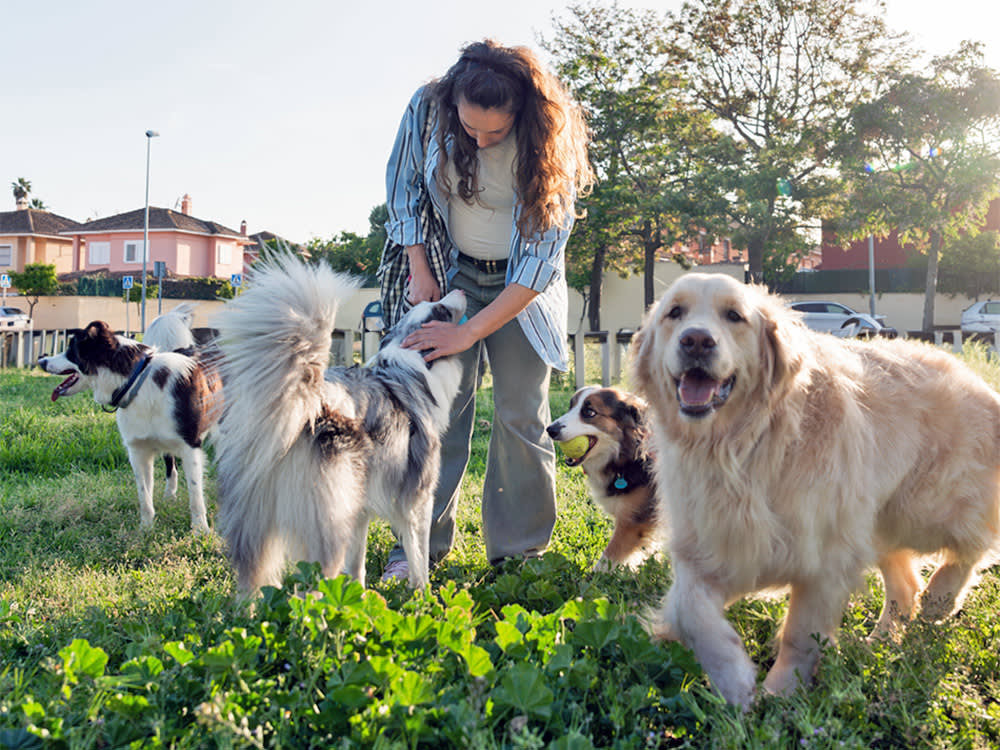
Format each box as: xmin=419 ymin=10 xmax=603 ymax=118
xmin=0 ymin=306 xmax=31 ymax=328
xmin=960 ymin=300 xmax=1000 ymax=334
xmin=788 ymin=300 xmax=896 ymax=338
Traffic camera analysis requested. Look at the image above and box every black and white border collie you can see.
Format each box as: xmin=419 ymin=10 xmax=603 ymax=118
xmin=37 ymin=319 xmax=222 ymax=532
xmin=212 ymin=253 xmax=465 ymax=594
xmin=547 ymin=386 xmax=660 ymax=569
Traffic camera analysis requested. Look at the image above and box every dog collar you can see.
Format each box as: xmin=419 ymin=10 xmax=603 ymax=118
xmin=105 ymin=354 xmax=153 ymax=412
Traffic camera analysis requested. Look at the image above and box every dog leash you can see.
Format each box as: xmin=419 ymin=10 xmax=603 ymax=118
xmin=104 ymin=354 xmax=153 ymax=412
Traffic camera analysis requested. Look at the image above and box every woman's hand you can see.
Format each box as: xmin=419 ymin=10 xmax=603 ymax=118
xmin=402 ymin=320 xmax=477 ymax=362
xmin=403 ymin=283 xmax=540 ymax=363
xmin=405 ymin=244 xmax=441 ymax=303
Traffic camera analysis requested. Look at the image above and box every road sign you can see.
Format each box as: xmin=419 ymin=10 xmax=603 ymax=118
xmin=0 ymin=274 xmax=9 ymax=288
xmin=154 ymin=261 xmax=166 ymax=277
xmin=231 ymin=273 xmax=242 ymax=288
xmin=123 ymin=276 xmax=134 ymax=289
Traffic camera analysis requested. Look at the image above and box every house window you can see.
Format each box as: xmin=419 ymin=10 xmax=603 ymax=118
xmin=89 ymin=241 xmax=111 ymax=265
xmin=217 ymin=242 xmax=233 ymax=265
xmin=0 ymin=245 xmax=11 ymax=266
xmin=123 ymin=240 xmax=147 ymax=264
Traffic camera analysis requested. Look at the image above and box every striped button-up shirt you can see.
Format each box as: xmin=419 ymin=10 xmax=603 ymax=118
xmin=384 ymin=87 xmax=574 ymax=372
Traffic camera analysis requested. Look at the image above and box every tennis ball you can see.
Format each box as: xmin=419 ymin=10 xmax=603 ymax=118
xmin=559 ymin=435 xmax=591 ymax=460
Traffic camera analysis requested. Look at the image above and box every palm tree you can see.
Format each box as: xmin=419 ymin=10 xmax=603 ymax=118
xmin=11 ymin=177 xmax=31 ymax=204
xmin=29 ymin=198 xmax=47 ymax=210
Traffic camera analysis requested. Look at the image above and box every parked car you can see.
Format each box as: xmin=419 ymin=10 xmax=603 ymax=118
xmin=960 ymin=300 xmax=1000 ymax=334
xmin=0 ymin=306 xmax=31 ymax=328
xmin=788 ymin=300 xmax=897 ymax=338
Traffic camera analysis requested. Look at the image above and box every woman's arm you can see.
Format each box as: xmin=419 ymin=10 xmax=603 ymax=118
xmin=384 ymin=88 xmax=431 ymax=249
xmin=402 ymin=282 xmax=538 ymax=362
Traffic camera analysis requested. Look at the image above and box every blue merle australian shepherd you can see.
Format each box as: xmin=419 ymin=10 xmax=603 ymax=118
xmin=212 ymin=254 xmax=465 ymax=594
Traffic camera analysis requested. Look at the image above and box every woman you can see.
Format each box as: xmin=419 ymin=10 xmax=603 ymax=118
xmin=379 ymin=39 xmax=593 ymax=579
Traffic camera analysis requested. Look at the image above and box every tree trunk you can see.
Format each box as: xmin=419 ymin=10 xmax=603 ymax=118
xmin=747 ymin=235 xmax=765 ymax=284
xmin=643 ymin=219 xmax=657 ymax=309
xmin=921 ymin=231 xmax=941 ymax=333
xmin=588 ymin=243 xmax=607 ymax=331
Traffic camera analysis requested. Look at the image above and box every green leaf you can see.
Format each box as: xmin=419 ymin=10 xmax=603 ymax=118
xmin=0 ymin=728 xmax=43 ymax=750
xmin=389 ymin=670 xmax=436 ymax=706
xmin=105 ymin=692 xmax=151 ymax=716
xmin=549 ymin=731 xmax=596 ymax=750
xmin=163 ymin=640 xmax=196 ymax=665
xmin=316 ymin=574 xmax=366 ymax=610
xmin=493 ymin=663 xmax=553 ymax=720
xmin=494 ymin=620 xmax=526 ymax=654
xmin=395 ymin=613 xmax=437 ymax=644
xmin=462 ymin=644 xmax=494 ymax=678
xmin=59 ymin=639 xmax=108 ymax=682
xmin=201 ymin=641 xmax=236 ymax=673
xmin=572 ymin=619 xmax=619 ymax=652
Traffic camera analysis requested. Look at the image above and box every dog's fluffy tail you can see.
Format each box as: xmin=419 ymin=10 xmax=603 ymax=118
xmin=213 ymin=254 xmax=361 ymax=464
xmin=169 ymin=301 xmax=198 ymax=327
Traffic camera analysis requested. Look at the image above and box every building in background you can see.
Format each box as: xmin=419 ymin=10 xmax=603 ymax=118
xmin=0 ymin=202 xmax=81 ymax=274
xmin=61 ymin=194 xmax=247 ymax=280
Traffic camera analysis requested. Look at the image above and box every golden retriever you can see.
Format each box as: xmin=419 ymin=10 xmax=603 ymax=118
xmin=630 ymin=272 xmax=1000 ymax=708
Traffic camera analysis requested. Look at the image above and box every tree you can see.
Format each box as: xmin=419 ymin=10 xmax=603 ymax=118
xmin=837 ymin=42 xmax=1000 ymax=330
xmin=668 ymin=0 xmax=905 ymax=282
xmin=11 ymin=177 xmax=31 ymax=204
xmin=938 ymin=230 xmax=1000 ymax=298
xmin=29 ymin=198 xmax=48 ymax=210
xmin=9 ymin=263 xmax=58 ymax=318
xmin=126 ymin=279 xmax=159 ymax=317
xmin=306 ymin=204 xmax=388 ymax=284
xmin=545 ymin=2 xmax=720 ymax=324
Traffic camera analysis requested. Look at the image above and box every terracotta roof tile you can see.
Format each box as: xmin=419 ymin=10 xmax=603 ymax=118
xmin=0 ymin=209 xmax=82 ymax=235
xmin=70 ymin=207 xmax=243 ymax=237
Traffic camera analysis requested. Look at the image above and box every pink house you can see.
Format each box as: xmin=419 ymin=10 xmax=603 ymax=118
xmin=0 ymin=202 xmax=81 ymax=274
xmin=63 ymin=195 xmax=248 ymax=279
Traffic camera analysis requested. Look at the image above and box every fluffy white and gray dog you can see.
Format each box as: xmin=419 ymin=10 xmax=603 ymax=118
xmin=212 ymin=254 xmax=465 ymax=593
xmin=143 ymin=302 xmax=198 ymax=352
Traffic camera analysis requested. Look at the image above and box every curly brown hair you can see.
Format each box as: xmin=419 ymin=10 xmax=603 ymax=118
xmin=431 ymin=39 xmax=593 ymax=239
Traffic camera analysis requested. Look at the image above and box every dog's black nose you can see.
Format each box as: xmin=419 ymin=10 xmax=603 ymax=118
xmin=680 ymin=328 xmax=716 ymax=358
xmin=545 ymin=424 xmax=560 ymax=438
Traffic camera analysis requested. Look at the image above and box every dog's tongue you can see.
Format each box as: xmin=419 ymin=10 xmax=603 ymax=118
xmin=679 ymin=370 xmax=720 ymax=406
xmin=51 ymin=374 xmax=78 ymax=402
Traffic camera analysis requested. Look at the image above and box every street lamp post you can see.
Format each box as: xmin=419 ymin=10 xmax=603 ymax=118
xmin=868 ymin=234 xmax=876 ymax=317
xmin=142 ymin=129 xmax=160 ymax=333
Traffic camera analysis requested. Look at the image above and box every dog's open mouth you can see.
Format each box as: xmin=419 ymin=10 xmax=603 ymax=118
xmin=51 ymin=371 xmax=79 ymax=402
xmin=563 ymin=436 xmax=598 ymax=467
xmin=675 ymin=369 xmax=735 ymax=418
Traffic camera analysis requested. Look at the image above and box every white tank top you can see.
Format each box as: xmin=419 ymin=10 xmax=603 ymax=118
xmin=446 ymin=131 xmax=516 ymax=261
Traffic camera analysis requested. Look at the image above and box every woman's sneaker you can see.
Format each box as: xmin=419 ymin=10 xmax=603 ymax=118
xmin=380 ymin=559 xmax=410 ymax=583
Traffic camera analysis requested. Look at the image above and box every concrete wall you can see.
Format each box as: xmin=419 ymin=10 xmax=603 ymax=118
xmin=566 ymin=261 xmax=977 ymax=335
xmin=19 ymin=288 xmax=383 ymax=335
xmin=12 ymin=260 xmax=979 ymax=336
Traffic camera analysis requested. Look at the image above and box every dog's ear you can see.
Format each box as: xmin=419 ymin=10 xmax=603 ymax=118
xmin=616 ymin=394 xmax=645 ymax=429
xmin=75 ymin=322 xmax=120 ymax=374
xmin=617 ymin=395 xmax=648 ymax=460
xmin=83 ymin=321 xmax=110 ymax=342
xmin=758 ymin=297 xmax=805 ymax=395
xmin=628 ymin=311 xmax=656 ymax=398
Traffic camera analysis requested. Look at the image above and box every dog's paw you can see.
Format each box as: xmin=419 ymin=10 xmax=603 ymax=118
xmin=646 ymin=614 xmax=680 ymax=643
xmin=592 ymin=555 xmax=618 ymax=574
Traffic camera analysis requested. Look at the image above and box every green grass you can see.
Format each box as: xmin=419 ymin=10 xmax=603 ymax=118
xmin=1 ymin=344 xmax=999 ymax=748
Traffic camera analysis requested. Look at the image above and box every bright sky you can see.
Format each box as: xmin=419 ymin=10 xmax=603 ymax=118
xmin=2 ymin=0 xmax=994 ymax=244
